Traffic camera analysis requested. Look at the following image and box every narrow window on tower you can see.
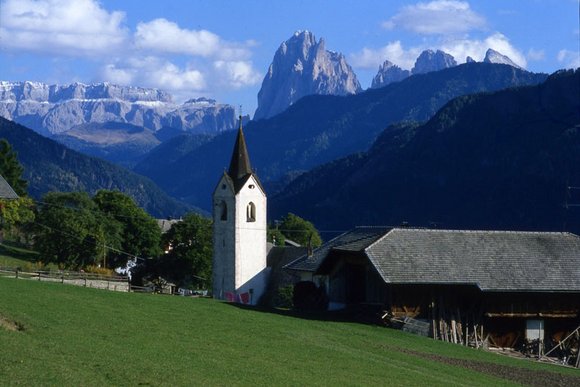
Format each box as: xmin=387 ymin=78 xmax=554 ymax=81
xmin=247 ymin=202 xmax=256 ymax=222
xmin=220 ymin=201 xmax=227 ymax=221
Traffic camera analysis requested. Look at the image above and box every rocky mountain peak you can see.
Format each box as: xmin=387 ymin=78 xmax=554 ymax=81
xmin=483 ymin=49 xmax=521 ymax=69
xmin=371 ymin=60 xmax=411 ymax=89
xmin=412 ymin=50 xmax=457 ymax=75
xmin=254 ymin=31 xmax=362 ymax=120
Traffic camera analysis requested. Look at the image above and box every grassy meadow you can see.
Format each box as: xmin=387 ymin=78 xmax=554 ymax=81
xmin=1 ymin=277 xmax=579 ymax=386
xmin=0 ymin=241 xmax=41 ymax=269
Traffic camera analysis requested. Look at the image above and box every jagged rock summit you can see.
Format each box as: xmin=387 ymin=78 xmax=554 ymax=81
xmin=254 ymin=30 xmax=362 ymax=120
xmin=483 ymin=48 xmax=522 ymax=69
xmin=0 ymin=81 xmax=238 ymax=135
xmin=412 ymin=49 xmax=457 ymax=75
xmin=371 ymin=60 xmax=410 ymax=89
xmin=371 ymin=49 xmax=522 ymax=89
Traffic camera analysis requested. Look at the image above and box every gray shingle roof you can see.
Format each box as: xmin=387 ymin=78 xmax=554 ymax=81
xmin=287 ymin=226 xmax=580 ymax=292
xmin=0 ymin=174 xmax=18 ymax=199
xmin=367 ymin=229 xmax=580 ymax=292
xmin=284 ymin=227 xmax=390 ymax=272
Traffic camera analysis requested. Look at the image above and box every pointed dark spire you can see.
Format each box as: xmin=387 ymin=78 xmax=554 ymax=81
xmin=228 ymin=115 xmax=252 ymax=182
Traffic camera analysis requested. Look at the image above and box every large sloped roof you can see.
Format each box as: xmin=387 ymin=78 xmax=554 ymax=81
xmin=0 ymin=174 xmax=19 ymax=199
xmin=287 ymin=227 xmax=580 ymax=292
xmin=366 ymin=228 xmax=580 ymax=292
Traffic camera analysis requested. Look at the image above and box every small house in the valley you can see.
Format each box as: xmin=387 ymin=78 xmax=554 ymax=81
xmin=285 ymin=227 xmax=580 ymax=353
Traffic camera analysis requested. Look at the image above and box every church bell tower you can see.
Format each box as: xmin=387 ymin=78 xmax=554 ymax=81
xmin=212 ymin=116 xmax=268 ymax=304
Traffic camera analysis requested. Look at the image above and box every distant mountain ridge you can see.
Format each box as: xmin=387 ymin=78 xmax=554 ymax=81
xmin=0 ymin=117 xmax=192 ymax=217
xmin=271 ymin=70 xmax=580 ymax=233
xmin=254 ymin=31 xmax=362 ymax=120
xmin=0 ymin=81 xmax=239 ymax=136
xmin=135 ymin=62 xmax=548 ymax=210
xmin=371 ymin=48 xmax=521 ymax=89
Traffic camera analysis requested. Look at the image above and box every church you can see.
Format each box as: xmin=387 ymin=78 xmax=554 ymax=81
xmin=212 ymin=116 xmax=269 ymax=305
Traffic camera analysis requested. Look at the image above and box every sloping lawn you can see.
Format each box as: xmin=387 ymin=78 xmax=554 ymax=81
xmin=0 ymin=241 xmax=42 ymax=269
xmin=1 ymin=277 xmax=578 ymax=386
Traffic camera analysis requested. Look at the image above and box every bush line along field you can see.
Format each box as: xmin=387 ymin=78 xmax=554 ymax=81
xmin=1 ymin=277 xmax=579 ymax=386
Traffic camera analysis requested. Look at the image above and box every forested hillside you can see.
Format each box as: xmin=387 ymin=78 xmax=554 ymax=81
xmin=0 ymin=117 xmax=191 ymax=217
xmin=134 ymin=63 xmax=547 ymax=209
xmin=271 ymin=69 xmax=580 ymax=233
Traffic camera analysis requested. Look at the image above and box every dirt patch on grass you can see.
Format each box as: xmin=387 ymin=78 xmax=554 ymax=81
xmin=403 ymin=349 xmax=580 ymax=386
xmin=0 ymin=315 xmax=24 ymax=332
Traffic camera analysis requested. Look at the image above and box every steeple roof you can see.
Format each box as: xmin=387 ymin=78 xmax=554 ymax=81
xmin=225 ymin=116 xmax=265 ymax=193
xmin=228 ymin=116 xmax=252 ymax=181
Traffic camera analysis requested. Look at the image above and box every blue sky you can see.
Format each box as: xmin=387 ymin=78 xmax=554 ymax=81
xmin=1 ymin=0 xmax=578 ymax=117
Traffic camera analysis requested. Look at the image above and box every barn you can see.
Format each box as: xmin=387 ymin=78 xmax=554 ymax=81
xmin=285 ymin=227 xmax=580 ymax=357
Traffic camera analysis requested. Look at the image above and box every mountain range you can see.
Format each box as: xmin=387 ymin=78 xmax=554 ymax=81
xmin=0 ymin=117 xmax=191 ymax=217
xmin=371 ymin=48 xmax=521 ymax=89
xmin=0 ymin=82 xmax=243 ymax=165
xmin=270 ymin=69 xmax=580 ymax=234
xmin=134 ymin=62 xmax=547 ymax=210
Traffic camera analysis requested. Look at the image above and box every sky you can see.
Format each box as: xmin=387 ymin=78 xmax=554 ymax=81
xmin=1 ymin=0 xmax=578 ymax=117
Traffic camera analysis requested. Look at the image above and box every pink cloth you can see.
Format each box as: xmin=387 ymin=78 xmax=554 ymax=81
xmin=225 ymin=292 xmax=236 ymax=302
xmin=239 ymin=292 xmax=250 ymax=304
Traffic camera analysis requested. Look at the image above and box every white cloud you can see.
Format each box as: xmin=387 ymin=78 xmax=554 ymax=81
xmin=134 ymin=18 xmax=251 ymax=60
xmin=0 ymin=0 xmax=128 ymax=55
xmin=440 ymin=33 xmax=526 ymax=68
xmin=526 ymin=48 xmax=545 ymax=62
xmin=349 ymin=41 xmax=420 ymax=70
xmin=382 ymin=0 xmax=486 ymax=35
xmin=102 ymin=57 xmax=206 ymax=94
xmin=351 ymin=33 xmax=526 ymax=71
xmin=557 ymin=49 xmax=580 ymax=69
xmin=213 ymin=61 xmax=262 ymax=88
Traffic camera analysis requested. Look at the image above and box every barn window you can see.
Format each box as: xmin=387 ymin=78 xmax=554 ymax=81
xmin=219 ymin=201 xmax=227 ymax=221
xmin=246 ymin=202 xmax=256 ymax=222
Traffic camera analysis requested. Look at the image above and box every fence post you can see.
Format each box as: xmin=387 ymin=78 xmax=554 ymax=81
xmin=15 ymin=268 xmax=18 ymax=279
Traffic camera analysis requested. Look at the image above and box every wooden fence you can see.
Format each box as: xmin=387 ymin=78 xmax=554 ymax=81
xmin=0 ymin=266 xmax=130 ymax=292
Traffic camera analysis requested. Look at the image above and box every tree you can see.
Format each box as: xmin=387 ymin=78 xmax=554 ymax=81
xmin=93 ymin=190 xmax=162 ymax=268
xmin=158 ymin=213 xmax=212 ymax=288
xmin=278 ymin=213 xmax=322 ymax=248
xmin=0 ymin=197 xmax=35 ymax=242
xmin=0 ymin=139 xmax=27 ymax=196
xmin=0 ymin=140 xmax=34 ymax=242
xmin=34 ymin=192 xmax=120 ymax=269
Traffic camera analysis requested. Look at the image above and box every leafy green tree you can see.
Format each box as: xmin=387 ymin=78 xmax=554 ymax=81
xmin=158 ymin=213 xmax=212 ymax=288
xmin=34 ymin=192 xmax=121 ymax=269
xmin=278 ymin=213 xmax=322 ymax=248
xmin=0 ymin=139 xmax=27 ymax=196
xmin=267 ymin=225 xmax=285 ymax=246
xmin=0 ymin=196 xmax=35 ymax=228
xmin=93 ymin=190 xmax=162 ymax=267
xmin=0 ymin=140 xmax=34 ymax=242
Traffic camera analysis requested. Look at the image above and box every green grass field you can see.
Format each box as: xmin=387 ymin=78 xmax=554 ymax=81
xmin=1 ymin=277 xmax=578 ymax=386
xmin=0 ymin=241 xmax=59 ymax=271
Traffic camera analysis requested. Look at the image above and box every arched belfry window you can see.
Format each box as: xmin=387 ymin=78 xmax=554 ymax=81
xmin=219 ymin=201 xmax=227 ymax=221
xmin=246 ymin=202 xmax=256 ymax=222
